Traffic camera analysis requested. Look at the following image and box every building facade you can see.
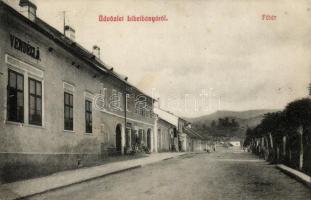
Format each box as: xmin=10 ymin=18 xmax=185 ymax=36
xmin=156 ymin=118 xmax=176 ymax=152
xmin=178 ymin=118 xmax=189 ymax=152
xmin=154 ymin=108 xmax=208 ymax=153
xmin=154 ymin=107 xmax=179 ymax=152
xmin=0 ymin=1 xmax=155 ymax=182
xmin=184 ymin=127 xmax=208 ymax=152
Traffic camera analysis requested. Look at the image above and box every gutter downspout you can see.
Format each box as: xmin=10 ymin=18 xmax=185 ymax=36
xmin=124 ymin=82 xmax=127 ymax=155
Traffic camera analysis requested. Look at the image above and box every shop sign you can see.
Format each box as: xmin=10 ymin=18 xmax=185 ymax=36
xmin=10 ymin=34 xmax=40 ymax=60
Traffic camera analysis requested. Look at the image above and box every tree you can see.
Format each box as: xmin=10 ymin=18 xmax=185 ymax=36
xmin=284 ymin=98 xmax=311 ymax=170
xmin=224 ymin=117 xmax=230 ymax=127
xmin=211 ymin=120 xmax=216 ymax=128
xmin=231 ymin=118 xmax=239 ymax=128
xmin=245 ymin=98 xmax=311 ymax=170
xmin=284 ymin=98 xmax=311 ymax=129
xmin=202 ymin=124 xmax=208 ymax=130
xmin=217 ymin=118 xmax=224 ymax=128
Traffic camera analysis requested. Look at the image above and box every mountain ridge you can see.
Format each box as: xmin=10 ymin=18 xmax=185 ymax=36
xmin=186 ymin=109 xmax=279 ymax=140
xmin=186 ymin=109 xmax=279 ymax=124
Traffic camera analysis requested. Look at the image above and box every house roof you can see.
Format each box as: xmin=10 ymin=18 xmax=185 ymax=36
xmin=155 ymin=107 xmax=191 ymax=125
xmin=184 ymin=127 xmax=207 ymax=140
xmin=157 ymin=117 xmax=177 ymax=129
xmin=1 ymin=1 xmax=155 ymax=100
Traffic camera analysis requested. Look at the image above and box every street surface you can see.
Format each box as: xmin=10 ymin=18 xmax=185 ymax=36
xmin=27 ymin=147 xmax=310 ymax=200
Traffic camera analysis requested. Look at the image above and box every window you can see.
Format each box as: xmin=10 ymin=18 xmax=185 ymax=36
xmin=29 ymin=78 xmax=42 ymax=125
xmin=7 ymin=70 xmax=24 ymax=123
xmin=85 ymin=100 xmax=92 ymax=133
xmin=64 ymin=92 xmax=73 ymax=130
xmin=141 ymin=109 xmax=145 ymax=117
xmin=150 ymin=110 xmax=154 ymax=118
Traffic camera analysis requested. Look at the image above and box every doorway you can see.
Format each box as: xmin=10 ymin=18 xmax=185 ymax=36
xmin=116 ymin=124 xmax=122 ymax=155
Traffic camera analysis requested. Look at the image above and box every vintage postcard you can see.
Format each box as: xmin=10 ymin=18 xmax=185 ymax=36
xmin=0 ymin=0 xmax=310 ymax=199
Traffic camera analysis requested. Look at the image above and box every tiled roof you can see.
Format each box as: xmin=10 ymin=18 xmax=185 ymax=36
xmin=1 ymin=1 xmax=154 ymax=100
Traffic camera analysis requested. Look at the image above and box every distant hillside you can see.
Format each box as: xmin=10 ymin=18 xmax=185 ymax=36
xmin=187 ymin=109 xmax=278 ymax=140
xmin=188 ymin=109 xmax=277 ymax=124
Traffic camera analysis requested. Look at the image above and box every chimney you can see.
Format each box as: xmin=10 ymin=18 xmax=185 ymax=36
xmin=19 ymin=0 xmax=37 ymax=22
xmin=156 ymin=98 xmax=160 ymax=109
xmin=92 ymin=45 xmax=100 ymax=59
xmin=64 ymin=25 xmax=76 ymax=41
xmin=187 ymin=123 xmax=192 ymax=129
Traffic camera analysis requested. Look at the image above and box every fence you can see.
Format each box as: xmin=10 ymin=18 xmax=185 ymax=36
xmin=248 ymin=126 xmax=311 ymax=176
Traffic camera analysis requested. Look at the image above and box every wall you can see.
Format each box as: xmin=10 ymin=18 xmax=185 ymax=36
xmin=0 ymin=5 xmax=154 ymax=183
xmin=157 ymin=118 xmax=175 ymax=152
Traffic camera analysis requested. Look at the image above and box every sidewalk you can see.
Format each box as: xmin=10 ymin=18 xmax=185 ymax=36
xmin=276 ymin=164 xmax=311 ymax=188
xmin=0 ymin=152 xmax=186 ymax=200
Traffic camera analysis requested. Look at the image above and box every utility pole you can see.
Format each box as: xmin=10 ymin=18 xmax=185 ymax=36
xmin=298 ymin=126 xmax=304 ymax=171
xmin=62 ymin=11 xmax=66 ymax=34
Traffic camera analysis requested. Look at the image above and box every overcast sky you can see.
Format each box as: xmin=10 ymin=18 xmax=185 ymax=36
xmin=10 ymin=0 xmax=311 ymax=117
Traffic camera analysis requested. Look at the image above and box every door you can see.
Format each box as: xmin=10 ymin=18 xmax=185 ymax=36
xmin=116 ymin=124 xmax=122 ymax=154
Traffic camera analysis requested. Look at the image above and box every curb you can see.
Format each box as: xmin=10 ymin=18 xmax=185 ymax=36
xmin=142 ymin=154 xmax=184 ymax=166
xmin=162 ymin=157 xmax=174 ymax=161
xmin=276 ymin=164 xmax=311 ymax=188
xmin=1 ymin=153 xmax=188 ymax=200
xmin=16 ymin=165 xmax=142 ymax=200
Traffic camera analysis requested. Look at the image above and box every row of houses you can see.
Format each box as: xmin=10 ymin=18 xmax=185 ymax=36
xmin=154 ymin=108 xmax=210 ymax=153
xmin=0 ymin=0 xmax=209 ymax=182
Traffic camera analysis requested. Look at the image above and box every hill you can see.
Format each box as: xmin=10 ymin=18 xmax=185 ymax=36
xmin=188 ymin=109 xmax=277 ymax=124
xmin=187 ymin=109 xmax=278 ymax=140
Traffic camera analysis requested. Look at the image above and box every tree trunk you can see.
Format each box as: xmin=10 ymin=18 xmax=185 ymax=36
xmin=277 ymin=146 xmax=280 ymax=162
xmin=269 ymin=133 xmax=274 ymax=161
xmin=264 ymin=136 xmax=269 ymax=160
xmin=269 ymin=133 xmax=273 ymax=148
xmin=282 ymin=136 xmax=286 ymax=157
xmin=261 ymin=137 xmax=265 ymax=157
xmin=298 ymin=126 xmax=304 ymax=171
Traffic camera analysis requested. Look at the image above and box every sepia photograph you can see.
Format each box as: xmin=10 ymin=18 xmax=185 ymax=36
xmin=0 ymin=0 xmax=310 ymax=199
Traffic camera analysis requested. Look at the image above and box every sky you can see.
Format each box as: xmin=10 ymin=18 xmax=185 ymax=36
xmin=7 ymin=0 xmax=311 ymax=117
